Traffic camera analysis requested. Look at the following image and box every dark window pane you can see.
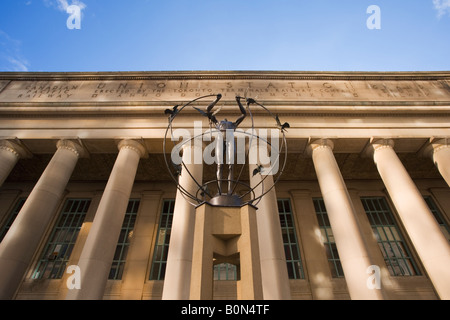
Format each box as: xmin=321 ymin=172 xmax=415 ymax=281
xmin=108 ymin=200 xmax=140 ymax=280
xmin=150 ymin=200 xmax=175 ymax=280
xmin=279 ymin=199 xmax=304 ymax=279
xmin=361 ymin=197 xmax=420 ymax=277
xmin=313 ymin=198 xmax=343 ymax=278
xmin=32 ymin=199 xmax=90 ymax=279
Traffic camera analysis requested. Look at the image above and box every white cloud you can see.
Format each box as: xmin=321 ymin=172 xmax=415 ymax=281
xmin=7 ymin=57 xmax=30 ymax=72
xmin=433 ymin=0 xmax=450 ymax=18
xmin=0 ymin=30 xmax=30 ymax=72
xmin=44 ymin=0 xmax=86 ymax=12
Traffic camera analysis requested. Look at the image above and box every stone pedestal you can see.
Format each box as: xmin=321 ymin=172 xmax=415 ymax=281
xmin=189 ymin=203 xmax=263 ymax=300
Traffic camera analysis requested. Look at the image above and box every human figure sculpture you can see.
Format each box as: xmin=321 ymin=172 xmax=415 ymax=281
xmin=205 ymin=94 xmax=247 ymax=195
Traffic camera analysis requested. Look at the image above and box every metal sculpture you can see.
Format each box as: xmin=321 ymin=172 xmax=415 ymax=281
xmin=163 ymin=93 xmax=288 ymax=208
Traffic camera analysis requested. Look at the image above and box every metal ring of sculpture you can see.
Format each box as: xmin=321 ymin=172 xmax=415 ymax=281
xmin=163 ymin=93 xmax=289 ymax=208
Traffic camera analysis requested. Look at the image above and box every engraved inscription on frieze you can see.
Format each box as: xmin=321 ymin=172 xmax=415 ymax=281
xmin=0 ymin=79 xmax=449 ymax=103
xmin=13 ymin=82 xmax=80 ymax=100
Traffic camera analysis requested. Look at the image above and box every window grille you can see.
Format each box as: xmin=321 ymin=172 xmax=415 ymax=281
xmin=108 ymin=199 xmax=140 ymax=280
xmin=423 ymin=196 xmax=450 ymax=242
xmin=32 ymin=199 xmax=91 ymax=279
xmin=149 ymin=199 xmax=174 ymax=280
xmin=361 ymin=197 xmax=420 ymax=276
xmin=0 ymin=198 xmax=26 ymax=242
xmin=214 ymin=263 xmax=238 ymax=280
xmin=313 ymin=198 xmax=344 ymax=278
xmin=278 ymin=199 xmax=304 ymax=279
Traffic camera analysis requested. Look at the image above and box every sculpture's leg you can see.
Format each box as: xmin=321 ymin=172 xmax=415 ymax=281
xmin=226 ymin=138 xmax=235 ymax=195
xmin=228 ymin=164 xmax=233 ymax=195
xmin=217 ymin=163 xmax=223 ymax=195
xmin=215 ymin=137 xmax=225 ymax=195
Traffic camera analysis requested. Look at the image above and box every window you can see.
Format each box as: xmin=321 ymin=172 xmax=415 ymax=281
xmin=214 ymin=263 xmax=238 ymax=281
xmin=32 ymin=199 xmax=91 ymax=279
xmin=149 ymin=199 xmax=174 ymax=280
xmin=424 ymin=196 xmax=450 ymax=242
xmin=109 ymin=199 xmax=140 ymax=280
xmin=313 ymin=198 xmax=344 ymax=278
xmin=0 ymin=198 xmax=26 ymax=242
xmin=361 ymin=197 xmax=420 ymax=276
xmin=278 ymin=199 xmax=304 ymax=279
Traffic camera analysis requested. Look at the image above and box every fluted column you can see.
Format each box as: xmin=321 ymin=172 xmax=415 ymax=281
xmin=65 ymin=139 xmax=146 ymax=300
xmin=0 ymin=139 xmax=30 ymax=187
xmin=429 ymin=138 xmax=450 ymax=187
xmin=162 ymin=144 xmax=203 ymax=300
xmin=308 ymin=139 xmax=384 ymax=300
xmin=249 ymin=139 xmax=291 ymax=300
xmin=0 ymin=139 xmax=84 ymax=300
xmin=370 ymin=138 xmax=450 ymax=299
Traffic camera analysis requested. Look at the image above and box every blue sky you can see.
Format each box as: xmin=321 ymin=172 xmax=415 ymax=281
xmin=0 ymin=0 xmax=449 ymax=72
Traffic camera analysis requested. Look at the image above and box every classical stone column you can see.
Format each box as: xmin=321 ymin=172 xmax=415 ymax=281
xmin=0 ymin=139 xmax=30 ymax=187
xmin=249 ymin=139 xmax=291 ymax=300
xmin=0 ymin=139 xmax=84 ymax=300
xmin=370 ymin=138 xmax=450 ymax=300
xmin=308 ymin=139 xmax=384 ymax=300
xmin=65 ymin=139 xmax=146 ymax=300
xmin=162 ymin=144 xmax=203 ymax=300
xmin=429 ymin=138 xmax=450 ymax=187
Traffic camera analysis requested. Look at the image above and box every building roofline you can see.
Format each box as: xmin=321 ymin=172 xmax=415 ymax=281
xmin=0 ymin=70 xmax=450 ymax=81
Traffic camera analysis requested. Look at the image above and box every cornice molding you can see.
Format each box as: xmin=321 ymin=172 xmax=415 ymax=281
xmin=0 ymin=70 xmax=449 ymax=81
xmin=1 ymin=100 xmax=450 ymax=107
xmin=1 ymin=110 xmax=450 ymax=119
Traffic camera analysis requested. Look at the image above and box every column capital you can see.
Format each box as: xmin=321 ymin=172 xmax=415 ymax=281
xmin=424 ymin=138 xmax=450 ymax=187
xmin=428 ymin=138 xmax=450 ymax=157
xmin=362 ymin=138 xmax=395 ymax=158
xmin=117 ymin=139 xmax=148 ymax=159
xmin=419 ymin=138 xmax=442 ymax=159
xmin=0 ymin=138 xmax=32 ymax=159
xmin=57 ymin=139 xmax=88 ymax=158
xmin=306 ymin=138 xmax=334 ymax=156
xmin=371 ymin=138 xmax=395 ymax=151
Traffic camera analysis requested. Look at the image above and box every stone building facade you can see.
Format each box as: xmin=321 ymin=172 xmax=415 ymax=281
xmin=0 ymin=71 xmax=449 ymax=300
